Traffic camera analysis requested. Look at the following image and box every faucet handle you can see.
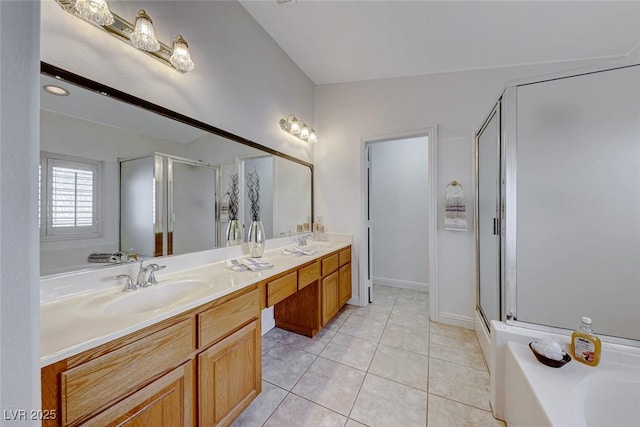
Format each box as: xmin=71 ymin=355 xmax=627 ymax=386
xmin=113 ymin=274 xmax=136 ymax=292
xmin=146 ymin=264 xmax=166 ymax=285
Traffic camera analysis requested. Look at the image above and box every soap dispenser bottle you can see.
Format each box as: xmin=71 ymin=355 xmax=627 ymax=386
xmin=571 ymin=317 xmax=601 ymax=367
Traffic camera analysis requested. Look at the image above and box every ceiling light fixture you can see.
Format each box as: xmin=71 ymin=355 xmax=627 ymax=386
xmin=279 ymin=114 xmax=317 ymax=144
xmin=130 ymin=9 xmax=160 ymax=52
xmin=54 ymin=1 xmax=195 ymax=73
xmin=43 ymin=85 xmax=70 ymax=96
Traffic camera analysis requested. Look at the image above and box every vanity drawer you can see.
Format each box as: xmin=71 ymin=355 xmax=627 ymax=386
xmin=61 ymin=318 xmax=195 ymax=426
xmin=298 ymin=261 xmax=320 ymax=290
xmin=339 ymin=248 xmax=351 ymax=266
xmin=198 ymin=288 xmax=259 ymax=348
xmin=267 ymin=272 xmax=298 ymax=306
xmin=322 ymin=254 xmax=339 ymax=276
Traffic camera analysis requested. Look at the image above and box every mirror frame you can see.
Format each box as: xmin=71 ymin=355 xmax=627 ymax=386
xmin=40 ymin=61 xmax=314 ymax=243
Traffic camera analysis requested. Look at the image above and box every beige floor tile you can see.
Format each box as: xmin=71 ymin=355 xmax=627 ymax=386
xmin=350 ymin=374 xmax=428 ymax=427
xmin=319 ymin=332 xmax=378 ymax=371
xmin=263 ymin=327 xmax=291 ymax=343
xmin=427 ymin=394 xmax=505 ymax=427
xmin=380 ymin=323 xmax=430 ymax=356
xmin=263 ymin=393 xmax=346 ymax=427
xmin=368 ymin=344 xmax=429 ymax=391
xmin=386 ymin=313 xmax=430 ymax=335
xmin=262 ymin=329 xmax=289 ymax=355
xmin=392 ymin=300 xmax=430 ymax=318
xmin=292 ymin=357 xmax=366 ymax=416
xmin=371 ymin=293 xmax=398 ymax=305
xmin=346 ymin=419 xmax=368 ymax=427
xmin=280 ymin=327 xmax=336 ymax=355
xmin=231 ymin=381 xmax=287 ymax=427
xmin=372 ymin=285 xmax=400 ymax=297
xmin=324 ymin=306 xmax=354 ymax=331
xmin=428 ymin=358 xmax=490 ymax=411
xmin=262 ymin=339 xmax=278 ymax=356
xmin=429 ymin=333 xmax=486 ymax=370
xmin=430 ymin=322 xmax=477 ymax=341
xmin=349 ymin=305 xmax=392 ymax=322
xmin=339 ymin=315 xmax=387 ymax=342
xmin=262 ymin=343 xmax=316 ymax=390
xmin=397 ymin=289 xmax=430 ymax=303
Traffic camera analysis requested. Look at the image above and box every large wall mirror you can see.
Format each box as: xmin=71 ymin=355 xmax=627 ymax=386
xmin=40 ymin=63 xmax=313 ymax=276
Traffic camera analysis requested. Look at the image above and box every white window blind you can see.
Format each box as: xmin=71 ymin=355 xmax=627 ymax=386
xmin=40 ymin=153 xmax=102 ymax=239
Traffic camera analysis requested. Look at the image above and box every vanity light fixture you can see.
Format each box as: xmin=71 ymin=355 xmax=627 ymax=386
xmin=170 ymin=35 xmax=195 ymax=73
xmin=54 ymin=1 xmax=195 ymax=73
xmin=74 ymin=0 xmax=114 ymax=26
xmin=279 ymin=114 xmax=318 ymax=144
xmin=130 ymin=9 xmax=160 ymax=52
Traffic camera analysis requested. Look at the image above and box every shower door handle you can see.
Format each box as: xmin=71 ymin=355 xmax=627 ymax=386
xmin=493 ymin=218 xmax=500 ymax=235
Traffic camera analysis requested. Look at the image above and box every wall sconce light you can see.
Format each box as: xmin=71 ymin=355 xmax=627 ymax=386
xmin=279 ymin=114 xmax=317 ymax=144
xmin=55 ymin=0 xmax=195 ymax=73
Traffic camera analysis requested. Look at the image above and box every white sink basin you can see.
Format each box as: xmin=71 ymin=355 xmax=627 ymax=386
xmin=101 ymin=279 xmax=211 ymax=316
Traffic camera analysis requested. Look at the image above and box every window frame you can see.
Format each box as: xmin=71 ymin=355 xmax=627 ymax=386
xmin=40 ymin=152 xmax=104 ymax=241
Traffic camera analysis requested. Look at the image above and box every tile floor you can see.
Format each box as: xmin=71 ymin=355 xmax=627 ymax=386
xmin=231 ymin=285 xmax=506 ymax=427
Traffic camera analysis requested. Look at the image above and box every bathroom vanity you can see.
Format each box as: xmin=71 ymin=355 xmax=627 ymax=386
xmin=40 ymin=242 xmax=351 ymax=426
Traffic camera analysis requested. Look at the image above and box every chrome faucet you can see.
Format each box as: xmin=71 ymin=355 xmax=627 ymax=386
xmin=145 ymin=263 xmax=166 ymax=285
xmin=297 ymin=233 xmax=313 ymax=246
xmin=112 ymin=260 xmax=166 ymax=292
xmin=113 ymin=274 xmax=136 ymax=292
xmin=136 ymin=260 xmax=166 ymax=288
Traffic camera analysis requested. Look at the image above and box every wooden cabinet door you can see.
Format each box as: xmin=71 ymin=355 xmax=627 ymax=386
xmin=321 ymin=271 xmax=340 ymax=326
xmin=82 ymin=361 xmax=194 ymax=427
xmin=198 ymin=320 xmax=261 ymax=427
xmin=339 ymin=263 xmax=352 ymax=307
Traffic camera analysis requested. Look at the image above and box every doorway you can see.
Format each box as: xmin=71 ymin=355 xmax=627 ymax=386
xmin=361 ymin=129 xmax=437 ymax=319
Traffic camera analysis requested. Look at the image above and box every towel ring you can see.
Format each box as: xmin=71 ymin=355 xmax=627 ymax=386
xmin=447 ymin=180 xmax=463 ymax=190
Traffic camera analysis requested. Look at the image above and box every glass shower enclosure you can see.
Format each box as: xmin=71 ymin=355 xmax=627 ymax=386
xmin=120 ymin=153 xmax=219 ymax=258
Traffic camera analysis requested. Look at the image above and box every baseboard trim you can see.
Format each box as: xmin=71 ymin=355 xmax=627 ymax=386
xmin=437 ymin=311 xmax=475 ymax=330
xmin=372 ymin=277 xmax=429 ymax=293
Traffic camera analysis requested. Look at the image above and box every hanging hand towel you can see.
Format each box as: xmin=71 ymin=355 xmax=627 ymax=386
xmin=445 ymin=183 xmax=467 ymax=231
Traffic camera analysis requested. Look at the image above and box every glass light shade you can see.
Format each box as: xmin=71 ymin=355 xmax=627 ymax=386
xmin=299 ymin=124 xmax=310 ymax=140
xmin=75 ymin=0 xmax=114 ymax=26
xmin=130 ymin=10 xmax=160 ymax=52
xmin=170 ymin=34 xmax=195 ymax=72
xmin=307 ymin=130 xmax=318 ymax=144
xmin=289 ymin=117 xmax=301 ymax=135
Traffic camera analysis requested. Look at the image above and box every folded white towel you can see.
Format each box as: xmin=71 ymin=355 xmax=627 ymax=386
xmin=281 ymin=247 xmax=318 ymax=257
xmin=445 ymin=189 xmax=467 ymax=231
xmin=226 ymin=258 xmax=274 ymax=272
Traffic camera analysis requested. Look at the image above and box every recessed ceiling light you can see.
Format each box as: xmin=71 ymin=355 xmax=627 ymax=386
xmin=43 ymin=85 xmax=70 ymax=96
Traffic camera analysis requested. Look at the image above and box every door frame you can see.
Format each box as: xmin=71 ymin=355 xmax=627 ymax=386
xmin=360 ymin=127 xmax=438 ymax=320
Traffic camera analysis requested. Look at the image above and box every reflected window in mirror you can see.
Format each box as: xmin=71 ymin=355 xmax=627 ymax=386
xmin=39 ymin=152 xmax=103 ymax=239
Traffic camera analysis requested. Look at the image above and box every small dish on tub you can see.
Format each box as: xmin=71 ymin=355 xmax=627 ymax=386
xmin=529 ymin=342 xmax=571 ymax=368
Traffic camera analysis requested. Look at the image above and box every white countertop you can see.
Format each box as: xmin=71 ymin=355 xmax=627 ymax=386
xmin=40 ymin=238 xmax=351 ymax=367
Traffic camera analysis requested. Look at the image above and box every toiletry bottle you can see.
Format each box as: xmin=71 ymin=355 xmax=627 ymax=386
xmin=571 ymin=317 xmax=601 ymax=367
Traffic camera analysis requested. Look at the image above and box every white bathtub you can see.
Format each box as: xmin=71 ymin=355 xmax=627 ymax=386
xmin=490 ymin=322 xmax=640 ymax=427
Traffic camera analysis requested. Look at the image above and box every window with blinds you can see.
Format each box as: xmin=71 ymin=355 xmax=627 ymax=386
xmin=40 ymin=153 xmax=102 ymax=238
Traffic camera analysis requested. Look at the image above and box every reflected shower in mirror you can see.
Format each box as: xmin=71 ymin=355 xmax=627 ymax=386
xmin=40 ymin=63 xmax=312 ymax=276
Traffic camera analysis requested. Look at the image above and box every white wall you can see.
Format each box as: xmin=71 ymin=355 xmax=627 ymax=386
xmin=314 ymin=57 xmax=620 ymax=327
xmin=40 ymin=110 xmax=187 ymax=275
xmin=40 ymin=0 xmax=314 ymax=164
xmin=370 ymin=137 xmax=429 ymax=290
xmin=0 ymin=1 xmax=41 ymax=421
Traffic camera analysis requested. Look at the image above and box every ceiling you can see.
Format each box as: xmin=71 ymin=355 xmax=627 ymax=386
xmin=239 ymin=0 xmax=640 ymax=85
